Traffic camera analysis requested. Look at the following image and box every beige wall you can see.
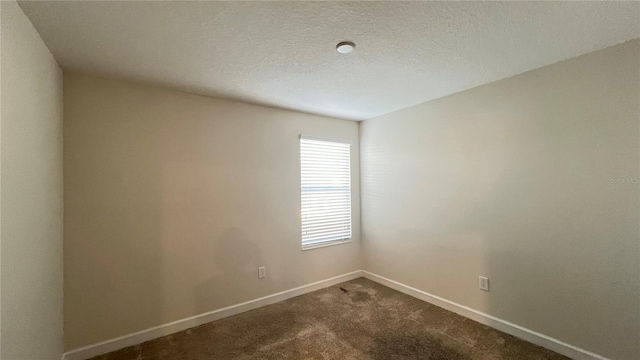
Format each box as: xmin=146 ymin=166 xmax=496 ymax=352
xmin=360 ymin=40 xmax=640 ymax=360
xmin=0 ymin=1 xmax=64 ymax=359
xmin=63 ymin=73 xmax=361 ymax=350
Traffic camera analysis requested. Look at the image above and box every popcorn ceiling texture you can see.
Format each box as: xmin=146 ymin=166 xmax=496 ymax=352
xmin=18 ymin=1 xmax=640 ymax=120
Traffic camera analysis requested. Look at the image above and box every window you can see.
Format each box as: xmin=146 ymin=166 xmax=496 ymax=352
xmin=300 ymin=137 xmax=352 ymax=250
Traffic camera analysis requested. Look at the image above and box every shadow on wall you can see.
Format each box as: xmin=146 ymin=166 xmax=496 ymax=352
xmin=194 ymin=227 xmax=263 ymax=313
xmin=479 ymin=51 xmax=640 ymax=360
xmin=64 ymin=147 xmax=168 ymax=350
xmin=64 ymin=75 xmax=321 ymax=350
xmin=360 ymin=40 xmax=640 ymax=360
xmin=154 ymin=157 xmax=300 ymax=320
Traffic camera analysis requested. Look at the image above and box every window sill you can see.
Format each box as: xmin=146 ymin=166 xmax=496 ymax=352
xmin=301 ymin=239 xmax=352 ymax=251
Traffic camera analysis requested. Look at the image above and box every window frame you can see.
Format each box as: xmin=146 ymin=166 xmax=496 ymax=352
xmin=299 ymin=135 xmax=353 ymax=251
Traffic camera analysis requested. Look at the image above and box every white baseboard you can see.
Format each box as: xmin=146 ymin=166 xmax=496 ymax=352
xmin=62 ymin=270 xmax=363 ymax=360
xmin=63 ymin=269 xmax=610 ymax=360
xmin=361 ymin=271 xmax=609 ymax=360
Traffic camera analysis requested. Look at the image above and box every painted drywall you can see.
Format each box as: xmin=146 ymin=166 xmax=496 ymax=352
xmin=360 ymin=39 xmax=640 ymax=360
xmin=0 ymin=1 xmax=64 ymax=359
xmin=63 ymin=73 xmax=361 ymax=350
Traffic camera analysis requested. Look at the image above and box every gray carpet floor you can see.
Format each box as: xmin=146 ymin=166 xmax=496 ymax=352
xmin=91 ymin=278 xmax=569 ymax=360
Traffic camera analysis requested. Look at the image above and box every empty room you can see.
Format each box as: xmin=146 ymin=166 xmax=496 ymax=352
xmin=1 ymin=1 xmax=639 ymax=360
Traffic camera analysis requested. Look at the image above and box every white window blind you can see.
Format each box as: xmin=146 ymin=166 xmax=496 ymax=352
xmin=300 ymin=137 xmax=352 ymax=249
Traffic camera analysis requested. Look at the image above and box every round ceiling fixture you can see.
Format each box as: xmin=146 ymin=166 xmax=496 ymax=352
xmin=336 ymin=41 xmax=355 ymax=54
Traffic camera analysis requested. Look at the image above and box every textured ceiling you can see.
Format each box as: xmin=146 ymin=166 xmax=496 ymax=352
xmin=18 ymin=1 xmax=640 ymax=120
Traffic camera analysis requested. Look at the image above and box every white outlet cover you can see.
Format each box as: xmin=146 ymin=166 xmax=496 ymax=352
xmin=479 ymin=276 xmax=490 ymax=291
xmin=258 ymin=267 xmax=266 ymax=279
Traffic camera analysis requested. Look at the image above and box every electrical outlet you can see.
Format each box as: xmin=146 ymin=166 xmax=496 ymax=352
xmin=258 ymin=266 xmax=266 ymax=279
xmin=479 ymin=276 xmax=489 ymax=291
